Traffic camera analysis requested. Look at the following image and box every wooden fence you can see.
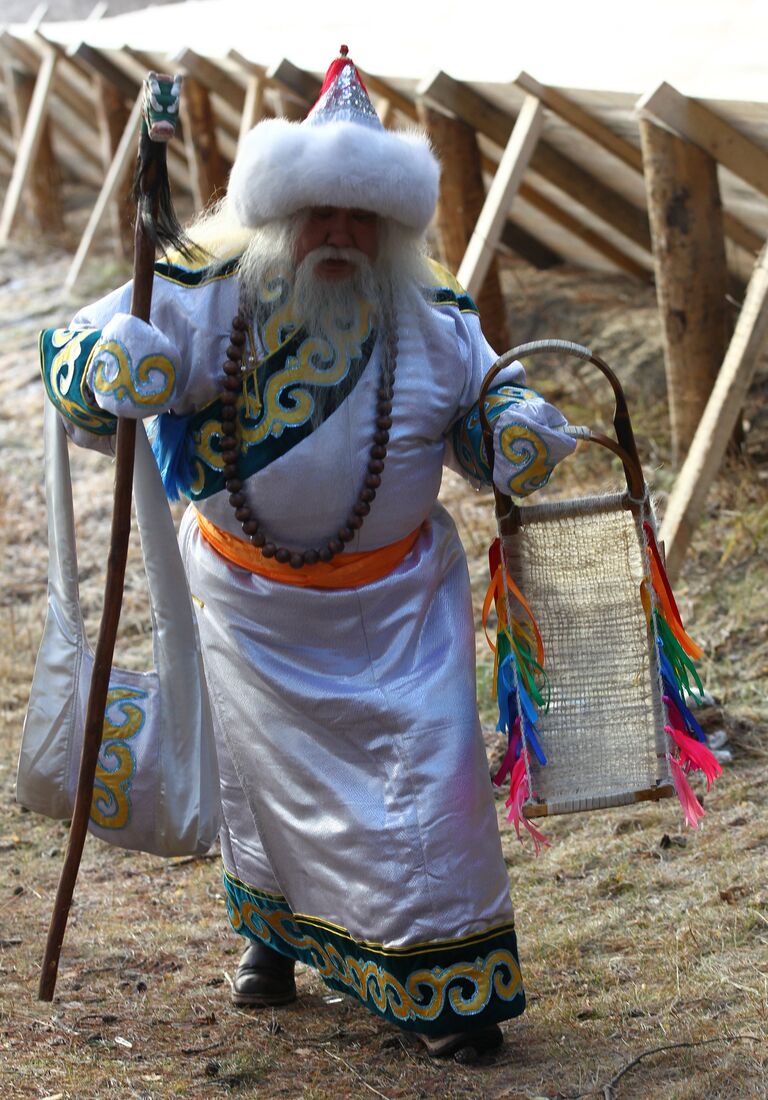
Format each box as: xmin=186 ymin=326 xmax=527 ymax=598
xmin=1 ymin=23 xmax=767 ymax=574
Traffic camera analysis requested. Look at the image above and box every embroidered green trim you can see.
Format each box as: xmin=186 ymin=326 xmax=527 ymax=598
xmin=153 ymin=256 xmax=240 ymax=288
xmin=224 ymin=870 xmax=525 ymax=1036
xmin=180 ymin=315 xmax=378 ymax=501
xmin=39 ymin=326 xmax=117 ymax=437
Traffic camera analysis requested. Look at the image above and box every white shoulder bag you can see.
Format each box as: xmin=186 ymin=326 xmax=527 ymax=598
xmin=17 ymin=400 xmax=221 ymax=856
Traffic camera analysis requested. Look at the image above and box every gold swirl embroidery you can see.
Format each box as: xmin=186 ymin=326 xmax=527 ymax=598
xmin=92 ymin=339 xmax=176 ymax=407
xmin=90 ymin=686 xmax=147 ymax=830
xmin=498 ymin=423 xmax=552 ymax=495
xmin=48 ymin=328 xmax=108 ymax=432
xmin=235 ymin=901 xmax=521 ymax=1022
xmin=241 ymin=301 xmax=373 ymax=446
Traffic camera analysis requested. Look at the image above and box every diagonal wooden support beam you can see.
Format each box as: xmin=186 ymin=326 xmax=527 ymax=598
xmin=0 ymin=46 xmax=57 ymax=244
xmin=518 ymin=182 xmax=651 ymax=279
xmin=68 ymin=41 xmax=139 ymax=103
xmin=418 ymin=102 xmax=510 ymax=349
xmin=94 ymin=74 xmax=134 ymax=258
xmin=421 ymin=70 xmax=652 ymax=254
xmin=173 ymin=47 xmax=245 ymax=112
xmin=238 ymin=72 xmax=265 ymax=147
xmin=269 ymin=57 xmax=320 ymax=105
xmin=515 ymin=70 xmax=644 ymax=171
xmin=660 ymin=243 xmax=768 ymax=579
xmin=638 ymin=82 xmax=768 ymax=202
xmin=517 ymin=67 xmax=768 ymax=255
xmin=64 ymin=90 xmax=143 ymax=291
xmin=1 ymin=31 xmax=104 ymax=173
xmin=3 ymin=57 xmax=63 ymax=234
xmin=457 ymin=94 xmax=545 ymax=299
xmin=500 ymin=220 xmax=562 ymax=268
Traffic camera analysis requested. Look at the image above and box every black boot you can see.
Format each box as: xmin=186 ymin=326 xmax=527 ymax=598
xmin=231 ymin=940 xmax=297 ymax=1007
xmin=416 ymin=1023 xmax=503 ymax=1059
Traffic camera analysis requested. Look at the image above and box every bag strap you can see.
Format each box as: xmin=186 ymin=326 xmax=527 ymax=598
xmin=43 ymin=400 xmax=199 ymax=669
xmin=43 ymin=398 xmax=86 ymax=640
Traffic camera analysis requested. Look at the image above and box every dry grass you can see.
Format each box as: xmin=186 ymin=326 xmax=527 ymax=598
xmin=0 ymin=244 xmax=766 ymax=1099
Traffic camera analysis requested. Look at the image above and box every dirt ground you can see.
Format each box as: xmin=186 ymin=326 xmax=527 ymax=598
xmin=0 ymin=233 xmax=766 ymax=1100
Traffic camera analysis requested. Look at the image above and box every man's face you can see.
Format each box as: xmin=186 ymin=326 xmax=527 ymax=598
xmin=294 ymin=206 xmax=380 ymax=281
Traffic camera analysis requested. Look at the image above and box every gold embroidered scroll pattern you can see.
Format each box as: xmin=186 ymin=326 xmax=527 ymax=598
xmin=498 ymin=422 xmax=552 ymax=495
xmin=235 ymin=900 xmax=522 ymax=1022
xmin=241 ymin=301 xmax=373 ymax=446
xmin=90 ymin=686 xmax=147 ymax=830
xmin=49 ymin=327 xmax=107 ymax=433
xmin=92 ymin=340 xmax=176 ymax=408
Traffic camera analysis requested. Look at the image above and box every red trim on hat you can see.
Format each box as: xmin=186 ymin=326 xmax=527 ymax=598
xmin=316 ymin=55 xmax=369 ymax=101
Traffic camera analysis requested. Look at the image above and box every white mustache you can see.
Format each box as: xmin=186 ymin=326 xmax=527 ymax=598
xmin=307 ymin=246 xmax=368 ymax=268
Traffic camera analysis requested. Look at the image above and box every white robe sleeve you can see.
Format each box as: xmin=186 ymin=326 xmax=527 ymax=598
xmin=444 ymin=308 xmax=575 ymax=496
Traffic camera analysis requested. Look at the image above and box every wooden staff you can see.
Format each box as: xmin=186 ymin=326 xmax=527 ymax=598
xmin=39 ymin=73 xmax=192 ymax=1002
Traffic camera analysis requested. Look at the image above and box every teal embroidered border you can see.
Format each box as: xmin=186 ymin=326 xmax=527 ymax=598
xmin=40 ymin=327 xmax=117 ymax=437
xmin=426 ymin=285 xmax=479 ymax=314
xmin=224 ymin=870 xmax=525 ymax=1036
xmin=153 ymin=256 xmax=240 ymax=288
xmin=452 ymin=384 xmax=540 ymax=484
xmin=169 ymin=324 xmax=377 ymax=501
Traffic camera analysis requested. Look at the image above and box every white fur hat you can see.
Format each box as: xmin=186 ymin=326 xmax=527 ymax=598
xmin=227 ymin=50 xmax=440 ymax=233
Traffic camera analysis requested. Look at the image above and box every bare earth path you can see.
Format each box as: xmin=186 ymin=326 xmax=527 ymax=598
xmin=0 ymin=241 xmax=766 ymax=1099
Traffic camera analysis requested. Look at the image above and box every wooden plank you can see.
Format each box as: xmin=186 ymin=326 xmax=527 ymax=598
xmin=723 ymin=212 xmax=764 ymax=256
xmin=0 ymin=47 xmax=57 ymax=244
xmin=32 ymin=30 xmax=107 ymax=128
xmin=418 ymin=71 xmax=511 ymax=147
xmin=0 ymin=31 xmax=103 ymax=170
xmin=359 ymin=71 xmax=417 ymax=121
xmin=180 ymin=76 xmax=227 ymax=212
xmin=500 ymin=220 xmax=563 ymax=269
xmin=238 ymin=73 xmax=265 ymax=147
xmin=94 ymin=74 xmax=133 ymax=258
xmin=173 ymin=47 xmax=245 ymax=112
xmin=660 ymin=243 xmax=768 ymax=578
xmin=2 ymin=59 xmax=64 ymax=234
xmin=638 ymin=82 xmax=768 ymax=202
xmin=531 ymin=141 xmax=651 ymax=252
xmin=226 ymin=50 xmax=267 ymax=80
xmin=639 ymin=118 xmax=729 ymax=460
xmin=67 ymin=41 xmax=139 ymax=103
xmin=515 ymin=69 xmax=643 ymax=171
xmin=227 ymin=50 xmax=275 ymax=131
xmin=269 ymin=57 xmax=320 ymax=105
xmin=0 ymin=125 xmax=16 ymax=160
xmin=420 ymin=70 xmax=652 ymax=254
xmin=64 ymin=91 xmax=143 ymax=291
xmin=517 ymin=182 xmax=651 ymax=279
xmin=457 ymin=95 xmax=545 ymax=299
xmin=516 ymin=68 xmax=767 ymax=253
xmin=418 ymin=101 xmax=509 ymax=350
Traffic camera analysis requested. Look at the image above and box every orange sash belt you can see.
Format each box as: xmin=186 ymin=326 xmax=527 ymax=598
xmin=195 ymin=509 xmax=423 ymax=589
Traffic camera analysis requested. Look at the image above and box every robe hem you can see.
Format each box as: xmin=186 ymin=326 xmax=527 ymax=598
xmin=224 ymin=869 xmax=525 ymax=1036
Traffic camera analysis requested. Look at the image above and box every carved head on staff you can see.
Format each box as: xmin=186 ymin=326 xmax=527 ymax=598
xmin=143 ymin=72 xmax=183 ymax=142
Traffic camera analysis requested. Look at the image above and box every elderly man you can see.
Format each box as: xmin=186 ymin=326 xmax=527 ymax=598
xmin=40 ymin=49 xmax=574 ymax=1057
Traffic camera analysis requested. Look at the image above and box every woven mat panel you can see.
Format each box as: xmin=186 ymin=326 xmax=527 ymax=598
xmin=503 ymin=499 xmax=669 ymax=814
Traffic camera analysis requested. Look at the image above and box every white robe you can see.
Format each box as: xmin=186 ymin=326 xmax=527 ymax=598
xmin=48 ymin=259 xmax=527 ymax=1036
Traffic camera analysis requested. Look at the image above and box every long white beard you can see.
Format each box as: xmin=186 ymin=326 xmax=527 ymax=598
xmin=235 ymin=219 xmax=430 ymax=426
xmin=292 ymin=246 xmax=378 ymax=340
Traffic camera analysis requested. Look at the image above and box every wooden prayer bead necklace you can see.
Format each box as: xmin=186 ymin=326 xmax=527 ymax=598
xmin=220 ymin=303 xmax=397 ymax=570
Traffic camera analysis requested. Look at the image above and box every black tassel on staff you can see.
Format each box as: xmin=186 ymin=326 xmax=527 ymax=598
xmin=38 ymin=73 xmax=190 ymax=1003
